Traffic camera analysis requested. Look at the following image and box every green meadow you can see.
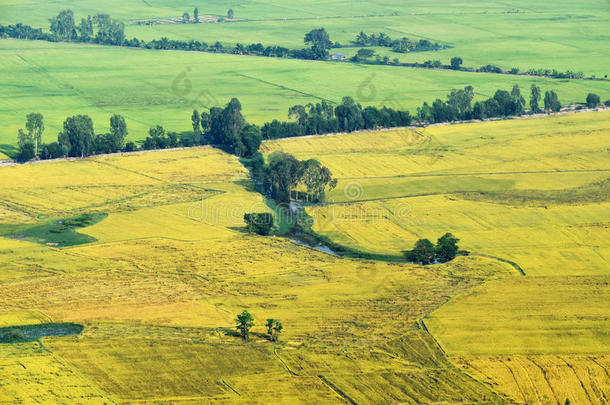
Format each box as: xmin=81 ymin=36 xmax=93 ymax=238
xmin=1 ymin=38 xmax=609 ymax=154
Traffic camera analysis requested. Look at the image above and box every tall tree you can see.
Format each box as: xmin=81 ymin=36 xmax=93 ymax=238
xmin=17 ymin=129 xmax=35 ymax=162
xmin=304 ymin=28 xmax=332 ymax=60
xmin=25 ymin=113 xmax=44 ymax=156
xmin=544 ymin=90 xmax=561 ymax=112
xmin=193 ymin=8 xmax=199 ymax=23
xmin=530 ymin=84 xmax=541 ymax=113
xmin=510 ymin=84 xmax=526 ymax=115
xmin=191 ymin=109 xmax=201 ymax=140
xmin=227 ymin=9 xmax=234 ymax=19
xmin=235 ymin=310 xmax=254 ymax=341
xmin=49 ymin=10 xmax=76 ymax=41
xmin=109 ymin=114 xmax=127 ymax=151
xmin=220 ymin=98 xmax=246 ymax=149
xmin=58 ymin=115 xmax=95 ymax=157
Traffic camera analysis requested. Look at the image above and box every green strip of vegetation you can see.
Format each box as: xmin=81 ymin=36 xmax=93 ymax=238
xmin=0 ymin=212 xmax=107 ymax=247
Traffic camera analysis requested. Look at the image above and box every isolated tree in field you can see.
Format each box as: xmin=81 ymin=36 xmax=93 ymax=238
xmin=304 ymin=28 xmax=332 ymax=60
xmin=25 ymin=113 xmax=44 ymax=156
xmin=586 ymin=93 xmax=600 ymax=108
xmin=49 ymin=9 xmax=76 ymax=41
xmin=435 ymin=233 xmax=460 ymax=262
xmin=265 ymin=319 xmax=283 ymax=342
xmin=227 ymin=9 xmax=234 ymax=19
xmin=182 ymin=12 xmax=190 ymax=23
xmin=194 ymin=8 xmax=199 ymax=23
xmin=235 ymin=310 xmax=254 ymax=340
xmin=58 ymin=114 xmax=95 ymax=157
xmin=450 ymin=57 xmax=463 ymax=70
xmin=405 ymin=238 xmax=436 ymax=265
xmin=109 ymin=114 xmax=127 ymax=151
xmin=16 ymin=129 xmax=35 ymax=162
xmin=530 ymin=84 xmax=541 ymax=113
xmin=544 ymin=90 xmax=561 ymax=112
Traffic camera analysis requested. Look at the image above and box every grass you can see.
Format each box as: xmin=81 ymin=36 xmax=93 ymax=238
xmin=1 ymin=38 xmax=609 ymax=154
xmin=1 ymin=0 xmax=608 ymax=77
xmin=0 ymin=139 xmax=520 ymax=402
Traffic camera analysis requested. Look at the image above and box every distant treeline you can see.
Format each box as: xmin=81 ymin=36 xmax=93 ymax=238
xmin=15 ymin=87 xmax=605 ymax=163
xmin=1 ymin=12 xmax=605 ymax=80
xmin=349 ymin=31 xmax=447 ymax=53
xmin=0 ymin=13 xmax=336 ymax=61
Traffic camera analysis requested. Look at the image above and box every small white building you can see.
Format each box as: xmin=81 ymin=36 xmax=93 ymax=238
xmin=330 ymin=53 xmax=346 ymax=61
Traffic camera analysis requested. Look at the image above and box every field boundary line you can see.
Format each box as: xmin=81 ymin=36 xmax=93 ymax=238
xmin=318 ymin=374 xmax=359 ymax=405
xmin=470 ymin=253 xmax=526 ymax=276
xmin=234 ymin=72 xmax=335 ymax=102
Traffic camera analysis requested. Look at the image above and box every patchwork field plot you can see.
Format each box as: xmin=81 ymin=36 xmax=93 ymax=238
xmin=0 ymin=142 xmax=521 ymax=403
xmin=1 ymin=38 xmax=608 ymax=152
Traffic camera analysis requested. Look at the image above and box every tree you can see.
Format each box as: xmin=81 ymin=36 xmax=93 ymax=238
xmin=405 ymin=238 xmax=436 ymax=265
xmin=109 ymin=114 xmax=127 ymax=151
xmin=353 ymin=48 xmax=375 ymax=61
xmin=191 ymin=109 xmax=201 ymax=140
xmin=219 ymin=98 xmax=247 ymax=152
xmin=304 ymin=28 xmax=332 ymax=60
xmin=182 ymin=12 xmax=190 ymax=23
xmin=510 ymin=84 xmax=526 ymax=115
xmin=450 ymin=57 xmax=463 ymax=70
xmin=264 ymin=151 xmax=303 ymax=202
xmin=17 ymin=129 xmax=35 ymax=162
xmin=586 ymin=93 xmax=600 ymax=108
xmin=300 ymin=159 xmax=337 ymax=202
xmin=265 ymin=319 xmax=283 ymax=342
xmin=435 ymin=233 xmax=459 ymax=262
xmin=239 ymin=124 xmax=262 ymax=158
xmin=227 ymin=9 xmax=234 ymax=19
xmin=77 ymin=16 xmax=93 ymax=42
xmin=58 ymin=115 xmax=95 ymax=157
xmin=25 ymin=113 xmax=44 ymax=156
xmin=544 ymin=90 xmax=561 ymax=112
xmin=49 ymin=10 xmax=76 ymax=41
xmin=235 ymin=310 xmax=254 ymax=340
xmin=530 ymin=84 xmax=541 ymax=113
xmin=194 ymin=8 xmax=199 ymax=23
xmin=244 ymin=213 xmax=274 ymax=235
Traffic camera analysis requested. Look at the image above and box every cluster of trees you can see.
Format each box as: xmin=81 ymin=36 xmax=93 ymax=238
xmin=193 ymin=98 xmax=262 ymax=157
xmin=15 ymin=113 xmax=127 ymax=162
xmin=261 ymin=97 xmax=412 ymax=139
xmin=258 ymin=152 xmax=337 ymax=203
xmin=352 ymin=31 xmax=445 ymax=53
xmin=416 ymin=84 xmax=563 ymax=123
xmin=235 ymin=310 xmax=282 ymax=342
xmin=243 ymin=213 xmax=275 ymax=235
xmin=405 ymin=233 xmax=460 ymax=265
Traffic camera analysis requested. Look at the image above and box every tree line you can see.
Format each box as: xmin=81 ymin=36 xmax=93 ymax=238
xmin=15 ymin=91 xmax=604 ymax=162
xmin=0 ymin=13 xmax=335 ymax=61
xmin=351 ymin=31 xmax=446 ymax=53
xmin=3 ymin=14 xmax=606 ymax=81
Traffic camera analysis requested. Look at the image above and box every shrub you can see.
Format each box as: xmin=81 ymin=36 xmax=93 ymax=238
xmin=244 ymin=212 xmax=274 ymax=235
